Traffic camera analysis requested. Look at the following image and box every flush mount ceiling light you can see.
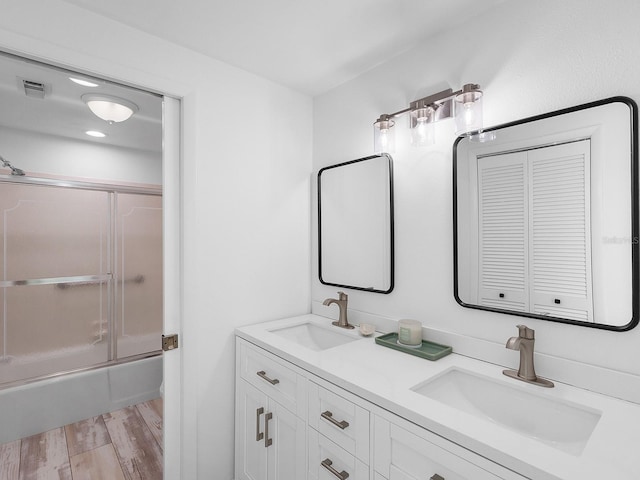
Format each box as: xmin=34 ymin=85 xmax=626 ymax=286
xmin=81 ymin=94 xmax=138 ymax=124
xmin=373 ymin=83 xmax=485 ymax=153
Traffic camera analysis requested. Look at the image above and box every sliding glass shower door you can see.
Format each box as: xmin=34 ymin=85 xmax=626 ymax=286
xmin=0 ymin=181 xmax=162 ymax=386
xmin=115 ymin=193 xmax=163 ymax=358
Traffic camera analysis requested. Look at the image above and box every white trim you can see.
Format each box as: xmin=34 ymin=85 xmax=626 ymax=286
xmin=162 ymin=96 xmax=183 ymax=479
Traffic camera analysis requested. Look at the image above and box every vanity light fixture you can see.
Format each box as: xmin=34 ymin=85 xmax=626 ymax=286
xmin=373 ymin=83 xmax=484 ymax=153
xmin=82 ymin=94 xmax=138 ymax=124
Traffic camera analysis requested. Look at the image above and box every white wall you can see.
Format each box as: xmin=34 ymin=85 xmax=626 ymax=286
xmin=313 ymin=0 xmax=640 ymax=391
xmin=0 ymin=2 xmax=312 ymax=479
xmin=0 ymin=127 xmax=161 ymax=184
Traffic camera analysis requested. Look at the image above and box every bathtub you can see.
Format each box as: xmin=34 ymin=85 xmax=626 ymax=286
xmin=0 ymin=354 xmax=162 ymax=444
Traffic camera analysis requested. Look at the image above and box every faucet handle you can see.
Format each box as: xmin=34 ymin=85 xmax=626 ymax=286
xmin=337 ymin=291 xmax=348 ymax=301
xmin=517 ymin=324 xmax=535 ymax=339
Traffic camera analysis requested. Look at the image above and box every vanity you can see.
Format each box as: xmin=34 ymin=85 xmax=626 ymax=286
xmin=235 ymin=314 xmax=640 ymax=480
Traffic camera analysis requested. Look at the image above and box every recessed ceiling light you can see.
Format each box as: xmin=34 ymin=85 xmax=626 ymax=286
xmin=85 ymin=130 xmax=107 ymax=138
xmin=70 ymin=77 xmax=99 ymax=87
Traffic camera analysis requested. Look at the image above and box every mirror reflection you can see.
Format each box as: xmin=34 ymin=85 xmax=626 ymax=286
xmin=454 ymin=98 xmax=638 ymax=329
xmin=318 ymin=154 xmax=394 ymax=293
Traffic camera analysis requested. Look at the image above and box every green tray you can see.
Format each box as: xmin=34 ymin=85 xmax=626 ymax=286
xmin=375 ymin=332 xmax=452 ymax=361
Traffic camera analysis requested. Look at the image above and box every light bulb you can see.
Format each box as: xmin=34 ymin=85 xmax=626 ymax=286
xmin=380 ymin=130 xmax=389 ymax=148
xmin=455 ymin=95 xmax=483 ymax=135
xmin=463 ymin=103 xmax=475 ymax=126
xmin=411 ymin=119 xmax=435 ymax=146
xmin=410 ymin=107 xmax=435 ymax=146
xmin=373 ymin=117 xmax=395 ymax=153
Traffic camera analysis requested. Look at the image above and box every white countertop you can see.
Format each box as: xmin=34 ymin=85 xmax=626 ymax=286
xmin=236 ymin=313 xmax=640 ymax=480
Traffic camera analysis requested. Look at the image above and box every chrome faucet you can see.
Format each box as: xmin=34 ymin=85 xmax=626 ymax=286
xmin=503 ymin=325 xmax=554 ymax=388
xmin=323 ymin=291 xmax=354 ymax=329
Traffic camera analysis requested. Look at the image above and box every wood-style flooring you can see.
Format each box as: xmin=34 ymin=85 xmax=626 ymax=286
xmin=0 ymin=398 xmax=162 ymax=480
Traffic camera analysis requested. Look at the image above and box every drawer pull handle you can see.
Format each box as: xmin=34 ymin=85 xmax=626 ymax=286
xmin=255 ymin=407 xmax=264 ymax=441
xmin=264 ymin=412 xmax=273 ymax=447
xmin=321 ymin=458 xmax=349 ymax=480
xmin=430 ymin=475 xmax=445 ymax=480
xmin=257 ymin=370 xmax=280 ymax=385
xmin=321 ymin=410 xmax=350 ymax=430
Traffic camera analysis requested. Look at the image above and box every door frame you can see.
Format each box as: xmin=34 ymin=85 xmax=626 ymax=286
xmin=0 ymin=45 xmax=185 ymax=478
xmin=162 ymin=95 xmax=183 ymax=478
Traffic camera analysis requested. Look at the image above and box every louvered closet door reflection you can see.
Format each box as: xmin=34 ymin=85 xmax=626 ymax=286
xmin=477 ymin=152 xmax=529 ymax=311
xmin=529 ymin=140 xmax=593 ymax=322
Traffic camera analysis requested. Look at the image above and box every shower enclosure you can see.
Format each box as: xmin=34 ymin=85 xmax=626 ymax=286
xmin=0 ymin=177 xmax=162 ymax=387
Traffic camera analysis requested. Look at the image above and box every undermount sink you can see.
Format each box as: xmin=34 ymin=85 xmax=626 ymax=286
xmin=269 ymin=322 xmax=359 ymax=351
xmin=411 ymin=368 xmax=601 ymax=455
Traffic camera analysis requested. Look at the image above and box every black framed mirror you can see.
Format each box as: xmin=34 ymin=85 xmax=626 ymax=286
xmin=454 ymin=97 xmax=638 ymax=330
xmin=318 ymin=154 xmax=394 ymax=293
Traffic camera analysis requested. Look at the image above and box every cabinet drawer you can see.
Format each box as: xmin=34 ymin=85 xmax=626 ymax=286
xmin=308 ymin=381 xmax=369 ymax=462
xmin=308 ymin=428 xmax=368 ymax=480
xmin=375 ymin=416 xmax=513 ymax=480
xmin=239 ymin=340 xmax=305 ymax=416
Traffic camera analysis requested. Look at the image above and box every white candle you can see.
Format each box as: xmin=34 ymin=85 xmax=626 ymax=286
xmin=398 ymin=319 xmax=422 ymax=346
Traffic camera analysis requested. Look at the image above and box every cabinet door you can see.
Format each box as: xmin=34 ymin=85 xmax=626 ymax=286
xmin=308 ymin=381 xmax=369 ymax=462
xmin=236 ymin=380 xmax=268 ymax=480
xmin=308 ymin=428 xmax=368 ymax=480
xmin=475 ymin=140 xmax=593 ymax=321
xmin=477 ymin=152 xmax=529 ymax=312
xmin=239 ymin=339 xmax=306 ymax=417
xmin=267 ymin=399 xmax=306 ymax=480
xmin=528 ymin=140 xmax=593 ymax=322
xmin=375 ymin=416 xmax=504 ymax=480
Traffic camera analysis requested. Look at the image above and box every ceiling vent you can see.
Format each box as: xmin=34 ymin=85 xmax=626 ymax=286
xmin=19 ymin=78 xmax=48 ymax=99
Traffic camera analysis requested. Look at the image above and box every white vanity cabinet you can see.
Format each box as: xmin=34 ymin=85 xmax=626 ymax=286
xmin=373 ymin=414 xmax=525 ymax=480
xmin=235 ymin=333 xmax=526 ymax=480
xmin=235 ymin=339 xmax=306 ymax=480
xmin=307 ymin=381 xmax=370 ymax=479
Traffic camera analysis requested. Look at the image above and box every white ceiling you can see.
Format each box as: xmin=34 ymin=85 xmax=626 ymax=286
xmin=0 ymin=53 xmax=163 ymax=154
xmin=62 ymin=0 xmax=509 ymax=96
xmin=0 ymin=1 xmax=509 ymax=162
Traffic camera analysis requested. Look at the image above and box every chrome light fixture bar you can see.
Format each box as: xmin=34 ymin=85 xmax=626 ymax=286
xmin=373 ymin=83 xmax=484 ymax=153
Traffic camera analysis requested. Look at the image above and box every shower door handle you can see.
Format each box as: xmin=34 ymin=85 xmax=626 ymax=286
xmin=0 ymin=274 xmax=111 ymax=288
